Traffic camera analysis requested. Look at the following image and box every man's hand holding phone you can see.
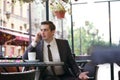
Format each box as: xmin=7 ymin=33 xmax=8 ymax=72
xmin=34 ymin=32 xmax=42 ymax=43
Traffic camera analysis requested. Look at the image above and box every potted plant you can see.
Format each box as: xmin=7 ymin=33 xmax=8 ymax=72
xmin=22 ymin=0 xmax=34 ymax=3
xmin=50 ymin=0 xmax=69 ymax=19
xmin=11 ymin=0 xmax=34 ymax=4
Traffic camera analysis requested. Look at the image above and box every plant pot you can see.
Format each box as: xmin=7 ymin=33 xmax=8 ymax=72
xmin=54 ymin=11 xmax=66 ymax=19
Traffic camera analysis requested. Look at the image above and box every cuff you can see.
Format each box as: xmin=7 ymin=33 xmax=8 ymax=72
xmin=31 ymin=41 xmax=37 ymax=47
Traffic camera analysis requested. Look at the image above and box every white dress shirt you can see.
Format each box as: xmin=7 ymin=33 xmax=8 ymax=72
xmin=31 ymin=38 xmax=64 ymax=75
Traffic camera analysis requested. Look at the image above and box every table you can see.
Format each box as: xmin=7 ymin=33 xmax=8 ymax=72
xmin=75 ymin=60 xmax=94 ymax=79
xmin=0 ymin=61 xmax=64 ymax=67
xmin=0 ymin=58 xmax=22 ymax=72
xmin=75 ymin=60 xmax=91 ymax=72
xmin=0 ymin=57 xmax=22 ymax=60
xmin=76 ymin=60 xmax=91 ymax=68
xmin=0 ymin=61 xmax=64 ymax=80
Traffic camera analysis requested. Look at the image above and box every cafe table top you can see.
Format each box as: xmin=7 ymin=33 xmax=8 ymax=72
xmin=75 ymin=59 xmax=91 ymax=68
xmin=0 ymin=57 xmax=22 ymax=60
xmin=75 ymin=59 xmax=91 ymax=63
xmin=0 ymin=61 xmax=64 ymax=67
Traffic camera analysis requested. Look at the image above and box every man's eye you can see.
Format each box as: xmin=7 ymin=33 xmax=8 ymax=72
xmin=44 ymin=29 xmax=48 ymax=31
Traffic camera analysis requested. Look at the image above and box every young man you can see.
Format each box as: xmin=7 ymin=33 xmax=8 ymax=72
xmin=23 ymin=21 xmax=89 ymax=80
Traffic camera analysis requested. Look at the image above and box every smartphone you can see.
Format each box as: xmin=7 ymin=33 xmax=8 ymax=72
xmin=39 ymin=34 xmax=42 ymax=40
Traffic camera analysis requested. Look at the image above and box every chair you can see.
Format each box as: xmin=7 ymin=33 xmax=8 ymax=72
xmin=75 ymin=56 xmax=94 ymax=80
xmin=0 ymin=70 xmax=36 ymax=80
xmin=90 ymin=46 xmax=120 ymax=80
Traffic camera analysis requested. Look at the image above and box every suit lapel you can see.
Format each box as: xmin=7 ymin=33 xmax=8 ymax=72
xmin=37 ymin=40 xmax=44 ymax=61
xmin=55 ymin=39 xmax=64 ymax=62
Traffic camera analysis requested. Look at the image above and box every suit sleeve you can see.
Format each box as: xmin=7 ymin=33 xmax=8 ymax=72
xmin=65 ymin=40 xmax=81 ymax=77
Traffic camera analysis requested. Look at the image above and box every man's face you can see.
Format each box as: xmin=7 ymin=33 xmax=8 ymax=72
xmin=40 ymin=24 xmax=55 ymax=42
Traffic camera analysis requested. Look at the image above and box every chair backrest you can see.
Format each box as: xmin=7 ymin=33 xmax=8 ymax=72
xmin=0 ymin=70 xmax=36 ymax=80
xmin=91 ymin=46 xmax=120 ymax=64
xmin=90 ymin=46 xmax=120 ymax=80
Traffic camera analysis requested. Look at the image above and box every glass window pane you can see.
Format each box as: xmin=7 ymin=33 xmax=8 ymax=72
xmin=72 ymin=2 xmax=109 ymax=55
xmin=111 ymin=1 xmax=120 ymax=45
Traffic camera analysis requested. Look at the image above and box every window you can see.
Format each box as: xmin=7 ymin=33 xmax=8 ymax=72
xmin=67 ymin=0 xmax=120 ymax=55
xmin=111 ymin=1 xmax=120 ymax=45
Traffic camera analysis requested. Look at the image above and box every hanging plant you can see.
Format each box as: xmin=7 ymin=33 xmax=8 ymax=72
xmin=53 ymin=10 xmax=66 ymax=19
xmin=11 ymin=0 xmax=16 ymax=5
xmin=22 ymin=0 xmax=34 ymax=3
xmin=19 ymin=0 xmax=24 ymax=6
xmin=49 ymin=0 xmax=68 ymax=19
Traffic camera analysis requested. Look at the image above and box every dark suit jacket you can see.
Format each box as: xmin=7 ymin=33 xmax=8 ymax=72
xmin=23 ymin=39 xmax=81 ymax=77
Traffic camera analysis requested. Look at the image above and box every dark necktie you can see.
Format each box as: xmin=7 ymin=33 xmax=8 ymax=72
xmin=47 ymin=45 xmax=56 ymax=75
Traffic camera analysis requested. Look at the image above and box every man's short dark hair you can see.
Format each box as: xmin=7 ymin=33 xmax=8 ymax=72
xmin=41 ymin=21 xmax=56 ymax=31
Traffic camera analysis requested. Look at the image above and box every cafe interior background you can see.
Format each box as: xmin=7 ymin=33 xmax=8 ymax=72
xmin=0 ymin=0 xmax=120 ymax=57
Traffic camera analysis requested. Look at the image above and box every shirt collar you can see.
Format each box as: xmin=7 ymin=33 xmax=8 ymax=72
xmin=44 ymin=38 xmax=56 ymax=46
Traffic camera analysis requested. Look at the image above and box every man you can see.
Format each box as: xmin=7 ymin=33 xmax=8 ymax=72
xmin=23 ymin=21 xmax=89 ymax=80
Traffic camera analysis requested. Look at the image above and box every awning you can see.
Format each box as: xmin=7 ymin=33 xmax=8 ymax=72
xmin=0 ymin=29 xmax=15 ymax=45
xmin=0 ymin=29 xmax=34 ymax=46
